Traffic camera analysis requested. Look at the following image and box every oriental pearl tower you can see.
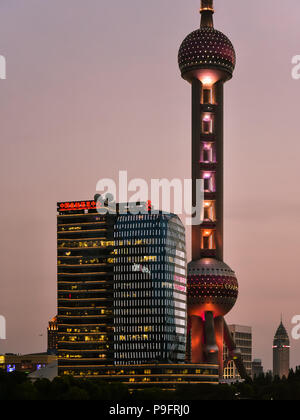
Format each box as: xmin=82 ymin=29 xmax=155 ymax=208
xmin=178 ymin=0 xmax=247 ymax=378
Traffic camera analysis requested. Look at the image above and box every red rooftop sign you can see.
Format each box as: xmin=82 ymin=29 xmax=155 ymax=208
xmin=58 ymin=201 xmax=98 ymax=211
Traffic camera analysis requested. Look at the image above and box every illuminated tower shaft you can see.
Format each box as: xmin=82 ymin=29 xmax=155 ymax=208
xmin=192 ymin=78 xmax=224 ymax=261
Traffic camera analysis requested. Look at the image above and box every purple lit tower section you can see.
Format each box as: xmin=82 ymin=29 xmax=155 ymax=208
xmin=178 ymin=0 xmax=247 ymax=378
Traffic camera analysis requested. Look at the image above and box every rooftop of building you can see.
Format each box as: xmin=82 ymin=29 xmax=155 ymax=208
xmin=228 ymin=325 xmax=252 ymax=334
xmin=273 ymin=321 xmax=290 ymax=346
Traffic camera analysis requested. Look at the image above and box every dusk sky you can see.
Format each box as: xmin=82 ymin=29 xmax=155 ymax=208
xmin=0 ymin=0 xmax=300 ymax=371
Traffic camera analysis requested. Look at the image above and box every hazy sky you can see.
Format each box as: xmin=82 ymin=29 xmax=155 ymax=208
xmin=0 ymin=0 xmax=300 ymax=371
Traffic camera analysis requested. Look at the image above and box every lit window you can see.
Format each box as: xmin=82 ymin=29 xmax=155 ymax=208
xmin=202 ymin=172 xmax=215 ymax=192
xmin=203 ymin=201 xmax=216 ymax=221
xmin=202 ymin=143 xmax=214 ymax=163
xmin=202 ymin=114 xmax=213 ymax=134
xmin=201 ymin=230 xmax=216 ymax=250
xmin=203 ymin=88 xmax=212 ymax=104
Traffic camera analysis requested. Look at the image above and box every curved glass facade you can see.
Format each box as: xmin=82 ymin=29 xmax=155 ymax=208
xmin=114 ymin=213 xmax=187 ymax=365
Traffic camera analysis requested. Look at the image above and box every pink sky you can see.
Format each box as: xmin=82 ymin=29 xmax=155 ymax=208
xmin=0 ymin=0 xmax=300 ymax=371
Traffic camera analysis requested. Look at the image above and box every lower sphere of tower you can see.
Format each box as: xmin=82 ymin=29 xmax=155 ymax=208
xmin=188 ymin=258 xmax=238 ymax=318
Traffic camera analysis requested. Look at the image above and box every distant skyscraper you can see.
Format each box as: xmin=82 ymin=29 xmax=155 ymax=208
xmin=47 ymin=316 xmax=58 ymax=355
xmin=223 ymin=325 xmax=252 ymax=380
xmin=114 ymin=212 xmax=187 ymax=365
xmin=273 ymin=320 xmax=290 ymax=379
xmin=252 ymin=359 xmax=264 ymax=379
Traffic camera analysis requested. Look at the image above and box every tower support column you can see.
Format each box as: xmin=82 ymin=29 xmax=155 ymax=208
xmin=214 ymin=316 xmax=224 ymax=375
xmin=204 ymin=311 xmax=219 ymax=364
xmin=190 ymin=315 xmax=204 ymax=363
xmin=214 ymin=81 xmax=224 ymax=261
xmin=191 ymin=79 xmax=202 ymax=261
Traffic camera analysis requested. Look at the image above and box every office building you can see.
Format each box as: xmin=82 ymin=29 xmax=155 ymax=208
xmin=114 ymin=212 xmax=187 ymax=365
xmin=57 ymin=200 xmax=188 ymax=377
xmin=223 ymin=325 xmax=252 ymax=380
xmin=57 ymin=199 xmax=116 ymax=376
xmin=252 ymin=359 xmax=264 ymax=378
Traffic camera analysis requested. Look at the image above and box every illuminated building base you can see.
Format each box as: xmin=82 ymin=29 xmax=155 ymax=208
xmin=60 ymin=363 xmax=219 ymax=389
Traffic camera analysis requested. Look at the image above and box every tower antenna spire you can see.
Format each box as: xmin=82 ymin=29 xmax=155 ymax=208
xmin=200 ymin=0 xmax=214 ymax=28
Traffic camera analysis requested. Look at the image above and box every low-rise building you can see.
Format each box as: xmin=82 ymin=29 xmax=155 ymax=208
xmin=0 ymin=353 xmax=57 ymax=374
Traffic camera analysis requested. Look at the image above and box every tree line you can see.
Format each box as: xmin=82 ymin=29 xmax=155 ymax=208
xmin=1 ymin=368 xmax=300 ymax=400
